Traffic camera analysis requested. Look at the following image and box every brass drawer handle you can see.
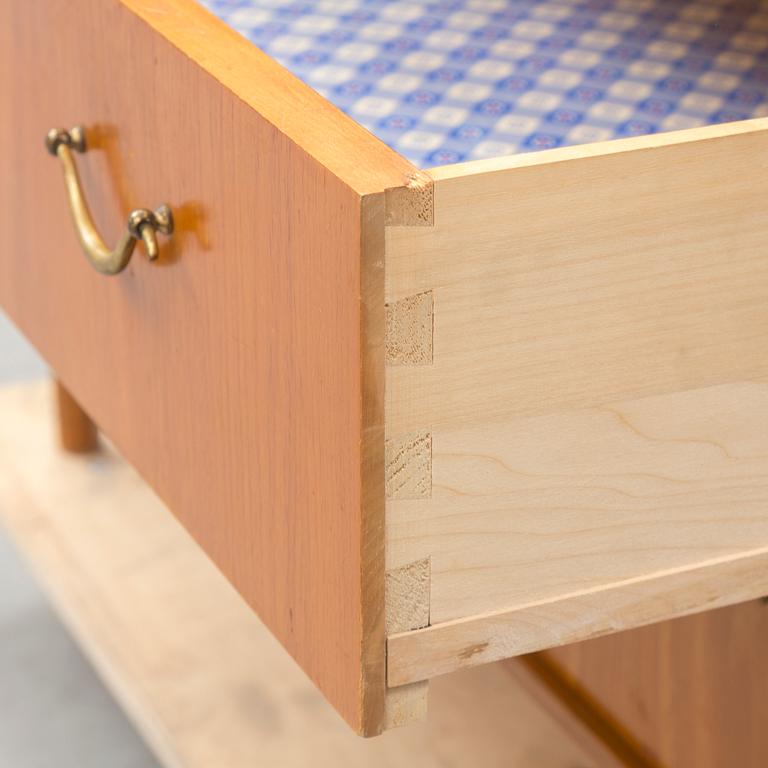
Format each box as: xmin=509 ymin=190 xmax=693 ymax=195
xmin=45 ymin=126 xmax=173 ymax=275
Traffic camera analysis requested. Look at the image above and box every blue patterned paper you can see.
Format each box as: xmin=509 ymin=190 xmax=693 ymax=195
xmin=200 ymin=0 xmax=768 ymax=167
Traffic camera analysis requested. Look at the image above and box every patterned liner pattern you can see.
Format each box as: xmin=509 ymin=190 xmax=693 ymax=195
xmin=201 ymin=0 xmax=768 ymax=167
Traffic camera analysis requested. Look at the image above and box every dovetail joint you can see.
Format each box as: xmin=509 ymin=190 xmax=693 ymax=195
xmin=385 ymin=432 xmax=432 ymax=500
xmin=385 ymin=291 xmax=433 ymax=366
xmin=386 ymin=558 xmax=431 ymax=635
xmin=385 ymin=173 xmax=434 ymax=227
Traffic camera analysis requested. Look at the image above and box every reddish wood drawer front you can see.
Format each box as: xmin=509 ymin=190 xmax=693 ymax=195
xmin=0 ymin=0 xmax=416 ymax=735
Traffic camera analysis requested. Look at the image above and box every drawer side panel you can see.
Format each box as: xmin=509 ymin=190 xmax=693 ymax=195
xmin=385 ymin=120 xmax=768 ymax=679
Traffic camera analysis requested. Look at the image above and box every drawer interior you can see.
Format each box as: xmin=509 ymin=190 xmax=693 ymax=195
xmin=200 ymin=0 xmax=768 ymax=167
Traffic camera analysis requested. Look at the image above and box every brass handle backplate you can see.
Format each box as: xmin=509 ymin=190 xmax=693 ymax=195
xmin=45 ymin=126 xmax=173 ymax=275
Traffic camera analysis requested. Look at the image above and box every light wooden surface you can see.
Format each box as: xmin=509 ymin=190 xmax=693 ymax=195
xmin=385 ymin=119 xmax=768 ymax=679
xmin=0 ymin=380 xmax=595 ymax=767
xmin=388 ymin=543 xmax=768 ymax=685
xmin=546 ymin=598 xmax=768 ymax=768
xmin=359 ymin=192 xmax=390 ymax=729
xmin=55 ymin=380 xmax=99 ymax=454
xmin=388 ymin=381 xmax=768 ymax=622
xmin=0 ymin=0 xmax=425 ymax=734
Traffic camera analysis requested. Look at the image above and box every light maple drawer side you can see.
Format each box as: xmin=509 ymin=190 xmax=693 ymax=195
xmin=384 ymin=119 xmax=768 ymax=686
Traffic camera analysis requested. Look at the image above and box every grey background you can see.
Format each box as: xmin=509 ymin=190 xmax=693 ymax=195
xmin=0 ymin=311 xmax=159 ymax=768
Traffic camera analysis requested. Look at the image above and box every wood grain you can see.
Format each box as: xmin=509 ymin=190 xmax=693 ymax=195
xmin=0 ymin=380 xmax=595 ymax=768
xmin=383 ymin=555 xmax=431 ymax=730
xmin=384 ymin=174 xmax=434 ymax=226
xmin=385 ymin=432 xmax=432 ymax=500
xmin=507 ymin=655 xmax=659 ymax=768
xmin=385 ymin=291 xmax=433 ymax=366
xmin=387 ymin=120 xmax=768 ymax=431
xmin=125 ymin=0 xmax=419 ymax=197
xmin=386 ymin=559 xmax=431 ymax=636
xmin=388 ymin=544 xmax=768 ymax=686
xmin=359 ymin=192 xmax=388 ymax=731
xmin=55 ymin=380 xmax=99 ymax=454
xmin=0 ymin=0 xmax=420 ymax=734
xmin=388 ymin=381 xmax=768 ymax=621
xmin=385 ymin=119 xmax=768 ymax=680
xmin=545 ymin=599 xmax=768 ymax=768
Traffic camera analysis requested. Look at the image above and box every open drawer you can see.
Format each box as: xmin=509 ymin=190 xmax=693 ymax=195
xmin=2 ymin=0 xmax=768 ymax=737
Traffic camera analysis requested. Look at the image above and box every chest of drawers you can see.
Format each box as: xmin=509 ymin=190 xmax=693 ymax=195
xmin=2 ymin=0 xmax=768 ymax=736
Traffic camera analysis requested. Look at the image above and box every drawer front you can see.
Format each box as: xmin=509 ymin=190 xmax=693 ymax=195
xmin=0 ymin=0 xmax=417 ymax=735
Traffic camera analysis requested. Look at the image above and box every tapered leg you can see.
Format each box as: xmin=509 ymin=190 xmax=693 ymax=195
xmin=55 ymin=380 xmax=98 ymax=453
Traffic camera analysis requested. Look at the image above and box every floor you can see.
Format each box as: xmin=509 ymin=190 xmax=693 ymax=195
xmin=0 ymin=311 xmax=159 ymax=768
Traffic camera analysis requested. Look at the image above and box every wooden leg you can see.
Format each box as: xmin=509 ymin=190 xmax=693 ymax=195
xmin=55 ymin=380 xmax=98 ymax=453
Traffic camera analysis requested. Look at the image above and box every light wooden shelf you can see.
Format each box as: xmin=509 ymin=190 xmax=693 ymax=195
xmin=0 ymin=381 xmax=592 ymax=767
